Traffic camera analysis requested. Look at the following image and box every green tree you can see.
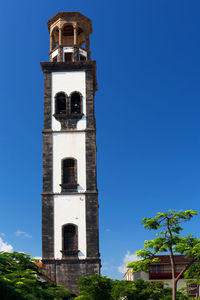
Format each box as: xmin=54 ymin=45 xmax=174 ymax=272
xmin=126 ymin=210 xmax=200 ymax=300
xmin=0 ymin=251 xmax=75 ymax=300
xmin=75 ymin=274 xmax=112 ymax=300
xmin=75 ymin=274 xmax=188 ymax=300
xmin=182 ymin=262 xmax=200 ymax=299
xmin=111 ymin=278 xmax=169 ymax=299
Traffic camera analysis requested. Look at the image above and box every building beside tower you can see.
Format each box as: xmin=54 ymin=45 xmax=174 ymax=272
xmin=124 ymin=255 xmax=199 ymax=298
xmin=40 ymin=12 xmax=100 ymax=293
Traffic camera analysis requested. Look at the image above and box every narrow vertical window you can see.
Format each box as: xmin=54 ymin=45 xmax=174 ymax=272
xmin=61 ymin=158 xmax=78 ymax=192
xmin=63 ymin=159 xmax=76 ymax=184
xmin=63 ymin=224 xmax=77 ymax=251
xmin=55 ymin=92 xmax=66 ymax=114
xmin=70 ymin=92 xmax=82 ymax=114
xmin=64 ymin=52 xmax=72 ymax=62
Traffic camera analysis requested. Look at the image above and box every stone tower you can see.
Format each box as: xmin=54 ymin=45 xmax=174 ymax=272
xmin=40 ymin=12 xmax=100 ymax=293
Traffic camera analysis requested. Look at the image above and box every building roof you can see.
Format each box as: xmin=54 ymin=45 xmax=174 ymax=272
xmin=34 ymin=261 xmax=42 ymax=268
xmin=151 ymin=255 xmax=193 ymax=265
xmin=47 ymin=12 xmax=92 ymax=33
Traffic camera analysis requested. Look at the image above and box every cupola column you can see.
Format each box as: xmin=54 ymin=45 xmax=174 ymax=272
xmin=59 ymin=28 xmax=62 ymax=45
xmin=50 ymin=34 xmax=53 ymax=51
xmin=73 ymin=23 xmax=78 ymax=46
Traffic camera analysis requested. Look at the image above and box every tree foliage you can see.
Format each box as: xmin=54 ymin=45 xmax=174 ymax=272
xmin=75 ymin=274 xmax=188 ymax=300
xmin=75 ymin=275 xmax=112 ymax=300
xmin=126 ymin=210 xmax=200 ymax=300
xmin=0 ymin=251 xmax=190 ymax=300
xmin=0 ymin=251 xmax=74 ymax=300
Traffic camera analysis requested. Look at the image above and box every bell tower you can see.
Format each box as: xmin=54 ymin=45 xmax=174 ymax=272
xmin=41 ymin=12 xmax=100 ymax=293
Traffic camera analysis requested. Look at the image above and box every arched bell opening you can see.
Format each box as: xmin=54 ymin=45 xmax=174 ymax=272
xmin=62 ymin=23 xmax=74 ymax=47
xmin=70 ymin=92 xmax=82 ymax=114
xmin=55 ymin=92 xmax=67 ymax=114
xmin=50 ymin=26 xmax=59 ymax=51
xmin=77 ymin=26 xmax=84 ymax=47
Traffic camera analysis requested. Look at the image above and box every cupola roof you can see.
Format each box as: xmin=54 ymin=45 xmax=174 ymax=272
xmin=47 ymin=12 xmax=92 ymax=34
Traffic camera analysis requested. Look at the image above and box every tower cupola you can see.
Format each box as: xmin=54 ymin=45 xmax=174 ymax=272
xmin=48 ymin=12 xmax=92 ymax=62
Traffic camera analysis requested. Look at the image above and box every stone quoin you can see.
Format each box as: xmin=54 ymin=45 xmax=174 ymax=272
xmin=40 ymin=12 xmax=100 ymax=293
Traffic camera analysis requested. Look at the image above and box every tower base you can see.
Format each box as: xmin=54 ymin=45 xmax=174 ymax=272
xmin=42 ymin=258 xmax=101 ymax=294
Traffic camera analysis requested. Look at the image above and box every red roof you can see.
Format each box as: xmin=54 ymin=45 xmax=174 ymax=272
xmin=34 ymin=261 xmax=42 ymax=268
xmin=151 ymin=255 xmax=193 ymax=265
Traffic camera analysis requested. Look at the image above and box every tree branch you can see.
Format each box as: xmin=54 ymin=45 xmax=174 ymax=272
xmin=175 ymin=258 xmax=197 ymax=283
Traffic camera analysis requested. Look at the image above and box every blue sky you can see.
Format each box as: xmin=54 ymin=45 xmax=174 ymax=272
xmin=0 ymin=0 xmax=200 ymax=279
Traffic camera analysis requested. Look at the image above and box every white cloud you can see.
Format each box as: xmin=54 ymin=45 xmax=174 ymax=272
xmin=0 ymin=237 xmax=13 ymax=252
xmin=118 ymin=251 xmax=140 ymax=274
xmin=101 ymin=259 xmax=116 ymax=273
xmin=15 ymin=230 xmax=32 ymax=239
xmin=0 ymin=233 xmax=5 ymax=237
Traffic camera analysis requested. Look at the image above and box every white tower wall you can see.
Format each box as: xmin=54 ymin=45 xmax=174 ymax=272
xmin=52 ymin=71 xmax=87 ymax=260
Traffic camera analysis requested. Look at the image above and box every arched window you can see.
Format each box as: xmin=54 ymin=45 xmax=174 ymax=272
xmin=62 ymin=158 xmax=76 ymax=184
xmin=63 ymin=24 xmax=74 ymax=37
xmin=62 ymin=224 xmax=78 ymax=251
xmin=62 ymin=24 xmax=74 ymax=50
xmin=55 ymin=92 xmax=66 ymax=114
xmin=50 ymin=26 xmax=59 ymax=50
xmin=70 ymin=92 xmax=82 ymax=114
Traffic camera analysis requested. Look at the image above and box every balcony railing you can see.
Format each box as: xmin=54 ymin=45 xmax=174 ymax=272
xmin=149 ymin=269 xmax=183 ymax=279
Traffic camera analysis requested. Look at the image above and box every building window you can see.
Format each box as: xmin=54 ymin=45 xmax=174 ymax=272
xmin=62 ymin=224 xmax=78 ymax=251
xmin=53 ymin=92 xmax=83 ymax=129
xmin=151 ymin=265 xmax=162 ymax=274
xmin=55 ymin=92 xmax=66 ymax=114
xmin=60 ymin=158 xmax=78 ymax=191
xmin=70 ymin=92 xmax=82 ymax=114
xmin=63 ymin=158 xmax=76 ymax=184
xmin=187 ymin=283 xmax=199 ymax=296
xmin=65 ymin=52 xmax=72 ymax=62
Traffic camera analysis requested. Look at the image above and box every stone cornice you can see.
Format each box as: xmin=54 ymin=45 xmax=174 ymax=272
xmin=41 ymin=190 xmax=98 ymax=196
xmin=42 ymin=128 xmax=96 ymax=134
xmin=40 ymin=61 xmax=95 ymax=72
xmin=40 ymin=61 xmax=97 ymax=91
xmin=42 ymin=257 xmax=101 ymax=263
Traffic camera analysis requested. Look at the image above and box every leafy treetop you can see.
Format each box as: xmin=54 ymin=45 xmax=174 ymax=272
xmin=126 ymin=210 xmax=200 ymax=300
xmin=0 ymin=251 xmax=74 ymax=300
